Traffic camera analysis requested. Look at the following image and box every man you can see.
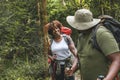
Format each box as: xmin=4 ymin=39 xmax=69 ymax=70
xmin=66 ymin=9 xmax=120 ymax=80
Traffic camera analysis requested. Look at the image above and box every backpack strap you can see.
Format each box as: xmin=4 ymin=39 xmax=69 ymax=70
xmin=91 ymin=23 xmax=103 ymax=53
xmin=62 ymin=34 xmax=70 ymax=45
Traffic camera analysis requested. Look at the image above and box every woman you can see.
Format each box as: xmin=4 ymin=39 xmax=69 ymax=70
xmin=46 ymin=20 xmax=78 ymax=80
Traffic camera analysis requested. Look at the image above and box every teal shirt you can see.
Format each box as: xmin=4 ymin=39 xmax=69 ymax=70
xmin=77 ymin=26 xmax=119 ymax=80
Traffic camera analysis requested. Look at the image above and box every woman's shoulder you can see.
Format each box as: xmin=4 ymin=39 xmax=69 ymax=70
xmin=62 ymin=34 xmax=72 ymax=40
xmin=62 ymin=34 xmax=73 ymax=45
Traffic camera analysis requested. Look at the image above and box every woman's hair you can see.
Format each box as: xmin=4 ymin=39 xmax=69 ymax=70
xmin=48 ymin=20 xmax=62 ymax=36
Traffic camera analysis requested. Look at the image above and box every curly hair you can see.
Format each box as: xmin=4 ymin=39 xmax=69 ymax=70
xmin=48 ymin=20 xmax=62 ymax=36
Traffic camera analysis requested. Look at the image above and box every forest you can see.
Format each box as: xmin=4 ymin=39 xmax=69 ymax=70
xmin=0 ymin=0 xmax=120 ymax=80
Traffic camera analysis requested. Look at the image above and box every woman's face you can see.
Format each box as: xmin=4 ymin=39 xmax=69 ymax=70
xmin=48 ymin=21 xmax=62 ymax=39
xmin=52 ymin=27 xmax=61 ymax=38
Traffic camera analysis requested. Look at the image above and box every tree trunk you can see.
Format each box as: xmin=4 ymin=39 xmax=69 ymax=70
xmin=40 ymin=0 xmax=49 ymax=78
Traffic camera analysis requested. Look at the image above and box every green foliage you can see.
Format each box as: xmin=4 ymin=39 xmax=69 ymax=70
xmin=90 ymin=0 xmax=120 ymax=20
xmin=0 ymin=0 xmax=46 ymax=80
xmin=0 ymin=0 xmax=44 ymax=55
xmin=47 ymin=0 xmax=81 ymax=22
xmin=0 ymin=54 xmax=46 ymax=80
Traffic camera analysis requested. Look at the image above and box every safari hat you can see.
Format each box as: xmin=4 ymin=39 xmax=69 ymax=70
xmin=66 ymin=9 xmax=100 ymax=30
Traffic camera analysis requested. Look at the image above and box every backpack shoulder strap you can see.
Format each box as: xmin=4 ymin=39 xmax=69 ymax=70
xmin=46 ymin=38 xmax=52 ymax=56
xmin=50 ymin=39 xmax=53 ymax=45
xmin=91 ymin=23 xmax=103 ymax=52
xmin=62 ymin=34 xmax=70 ymax=45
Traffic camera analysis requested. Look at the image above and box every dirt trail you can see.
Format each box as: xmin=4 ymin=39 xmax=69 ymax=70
xmin=48 ymin=70 xmax=81 ymax=80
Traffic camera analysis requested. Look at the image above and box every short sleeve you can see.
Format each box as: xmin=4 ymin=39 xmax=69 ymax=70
xmin=96 ymin=26 xmax=120 ymax=56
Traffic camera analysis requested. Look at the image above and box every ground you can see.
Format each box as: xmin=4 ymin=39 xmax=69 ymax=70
xmin=75 ymin=70 xmax=81 ymax=80
xmin=48 ymin=70 xmax=81 ymax=80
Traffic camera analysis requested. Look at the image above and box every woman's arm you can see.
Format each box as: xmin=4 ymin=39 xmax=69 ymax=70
xmin=67 ymin=36 xmax=79 ymax=75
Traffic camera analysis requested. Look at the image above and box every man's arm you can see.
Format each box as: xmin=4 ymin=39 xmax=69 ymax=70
xmin=104 ymin=52 xmax=120 ymax=80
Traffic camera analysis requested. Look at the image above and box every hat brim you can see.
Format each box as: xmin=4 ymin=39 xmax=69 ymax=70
xmin=66 ymin=16 xmax=101 ymax=30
